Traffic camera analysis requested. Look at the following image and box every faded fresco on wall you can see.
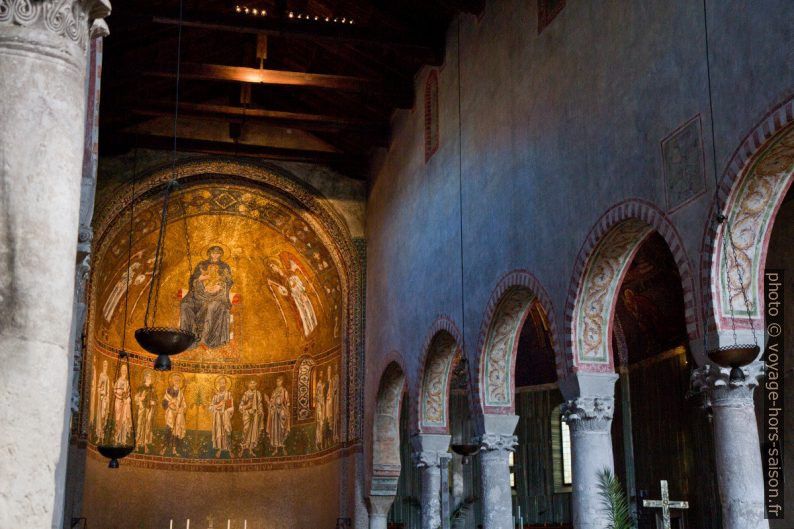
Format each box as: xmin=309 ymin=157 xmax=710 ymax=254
xmin=661 ymin=115 xmax=706 ymax=212
xmin=86 ymin=182 xmax=346 ymax=470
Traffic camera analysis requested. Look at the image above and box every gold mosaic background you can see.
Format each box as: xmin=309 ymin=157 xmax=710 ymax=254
xmin=86 ymin=182 xmax=346 ymax=468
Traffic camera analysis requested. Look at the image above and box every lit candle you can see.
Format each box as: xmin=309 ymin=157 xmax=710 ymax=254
xmin=244 ymin=521 xmax=247 ymax=529
xmin=186 ymin=520 xmax=190 ymax=529
xmin=227 ymin=520 xmax=230 ymax=529
xmin=170 ymin=520 xmax=173 ymax=529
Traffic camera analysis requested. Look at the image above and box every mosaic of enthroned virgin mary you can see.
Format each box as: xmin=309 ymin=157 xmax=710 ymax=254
xmin=180 ymin=245 xmax=233 ymax=348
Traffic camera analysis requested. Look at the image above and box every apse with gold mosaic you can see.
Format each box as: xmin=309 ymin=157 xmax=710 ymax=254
xmin=87 ymin=181 xmax=345 ymax=469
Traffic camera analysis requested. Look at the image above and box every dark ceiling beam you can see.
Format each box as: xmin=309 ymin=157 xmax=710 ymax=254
xmin=110 ymin=133 xmax=368 ymax=175
xmin=152 ymin=11 xmax=444 ymax=65
xmin=144 ymin=62 xmax=414 ymax=107
xmin=120 ymin=100 xmax=390 ymax=144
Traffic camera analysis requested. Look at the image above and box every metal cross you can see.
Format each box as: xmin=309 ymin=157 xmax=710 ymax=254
xmin=642 ymin=480 xmax=689 ymax=529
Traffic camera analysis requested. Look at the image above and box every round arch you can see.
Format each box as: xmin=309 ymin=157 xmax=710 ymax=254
xmin=414 ymin=316 xmax=463 ymax=434
xmin=702 ymin=97 xmax=794 ymax=344
xmin=370 ymin=360 xmax=407 ymax=496
xmin=564 ymin=199 xmax=698 ymax=373
xmin=474 ymin=270 xmax=559 ymax=416
xmin=82 ymin=157 xmax=364 ymax=450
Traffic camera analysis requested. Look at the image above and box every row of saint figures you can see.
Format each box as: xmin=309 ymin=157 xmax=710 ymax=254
xmin=92 ymin=361 xmax=340 ymax=459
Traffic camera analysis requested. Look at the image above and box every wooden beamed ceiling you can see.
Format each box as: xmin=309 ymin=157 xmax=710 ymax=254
xmin=100 ymin=0 xmax=483 ymax=180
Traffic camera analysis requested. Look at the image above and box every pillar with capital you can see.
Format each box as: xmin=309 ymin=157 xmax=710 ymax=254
xmin=478 ymin=414 xmax=519 ymax=529
xmin=367 ymin=494 xmax=395 ymax=529
xmin=413 ymin=433 xmax=452 ymax=529
xmin=0 ymin=1 xmax=111 ymax=527
xmin=560 ymin=372 xmax=618 ymax=529
xmin=692 ymin=361 xmax=769 ymax=529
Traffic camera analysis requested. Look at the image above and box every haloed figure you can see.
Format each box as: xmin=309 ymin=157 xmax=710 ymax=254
xmin=180 ymin=245 xmax=233 ymax=349
xmin=94 ymin=359 xmax=111 ymax=440
xmin=314 ymin=372 xmax=326 ymax=449
xmin=134 ymin=371 xmax=157 ymax=453
xmin=161 ymin=374 xmax=187 ymax=456
xmin=113 ymin=364 xmax=132 ymax=445
xmin=210 ymin=376 xmax=235 ymax=458
xmin=239 ymin=379 xmax=265 ymax=457
xmin=266 ymin=376 xmax=291 ymax=456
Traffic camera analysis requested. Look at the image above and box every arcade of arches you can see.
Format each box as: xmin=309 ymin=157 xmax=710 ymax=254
xmin=0 ymin=2 xmax=793 ymax=529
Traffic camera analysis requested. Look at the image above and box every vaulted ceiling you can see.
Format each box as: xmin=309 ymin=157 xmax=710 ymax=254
xmin=100 ymin=0 xmax=484 ymax=180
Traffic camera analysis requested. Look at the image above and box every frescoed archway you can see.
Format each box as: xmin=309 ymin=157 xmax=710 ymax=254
xmin=703 ymin=98 xmax=794 ymax=346
xmin=370 ymin=361 xmax=407 ymax=497
xmin=415 ymin=316 xmax=463 ymax=434
xmin=565 ymin=200 xmax=698 ymax=372
xmin=475 ymin=270 xmax=559 ymax=417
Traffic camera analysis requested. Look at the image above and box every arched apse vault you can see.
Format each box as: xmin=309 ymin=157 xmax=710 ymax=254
xmin=474 ymin=270 xmax=560 ymax=417
xmin=565 ymin=200 xmax=699 ymax=372
xmin=370 ymin=360 xmax=407 ymax=496
xmin=81 ymin=158 xmax=364 ymax=468
xmin=701 ymin=98 xmax=794 ymax=342
xmin=415 ymin=316 xmax=463 ymax=434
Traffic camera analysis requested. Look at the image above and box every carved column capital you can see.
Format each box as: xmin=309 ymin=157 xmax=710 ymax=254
xmin=413 ymin=450 xmax=443 ymax=468
xmin=479 ymin=432 xmax=518 ymax=452
xmin=0 ymin=0 xmax=112 ymax=50
xmin=562 ymin=396 xmax=615 ymax=432
xmin=691 ymin=361 xmax=764 ymax=407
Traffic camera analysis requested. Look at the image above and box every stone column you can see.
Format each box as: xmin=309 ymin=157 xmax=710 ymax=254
xmin=560 ymin=373 xmax=618 ymax=529
xmin=692 ymin=362 xmax=769 ymax=529
xmin=413 ymin=433 xmax=452 ymax=529
xmin=0 ymin=2 xmax=111 ymax=528
xmin=367 ymin=495 xmax=395 ymax=529
xmin=478 ymin=414 xmax=519 ymax=529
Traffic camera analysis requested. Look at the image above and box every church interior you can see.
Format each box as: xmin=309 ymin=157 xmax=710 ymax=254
xmin=1 ymin=1 xmax=793 ymax=529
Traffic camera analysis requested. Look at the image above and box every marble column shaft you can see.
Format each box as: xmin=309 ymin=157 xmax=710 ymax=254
xmin=478 ymin=431 xmax=518 ymax=529
xmin=0 ymin=1 xmax=110 ymax=527
xmin=564 ymin=396 xmax=616 ymax=529
xmin=413 ymin=433 xmax=451 ymax=529
xmin=415 ymin=451 xmax=446 ymax=529
xmin=694 ymin=362 xmax=769 ymax=529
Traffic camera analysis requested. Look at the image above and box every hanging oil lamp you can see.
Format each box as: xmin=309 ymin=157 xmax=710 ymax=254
xmin=134 ymin=0 xmax=196 ymax=371
xmin=134 ymin=181 xmax=196 ymax=371
xmin=97 ymin=156 xmax=138 ymax=468
xmin=96 ymin=351 xmax=136 ymax=468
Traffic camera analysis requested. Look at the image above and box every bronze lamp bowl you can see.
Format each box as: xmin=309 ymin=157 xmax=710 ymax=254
xmin=134 ymin=327 xmax=196 ymax=371
xmin=450 ymin=443 xmax=480 ymax=465
xmin=708 ymin=344 xmax=760 ymax=382
xmin=97 ymin=444 xmax=135 ymax=469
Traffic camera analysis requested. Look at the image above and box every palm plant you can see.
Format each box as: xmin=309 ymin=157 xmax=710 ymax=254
xmin=597 ymin=468 xmax=634 ymax=529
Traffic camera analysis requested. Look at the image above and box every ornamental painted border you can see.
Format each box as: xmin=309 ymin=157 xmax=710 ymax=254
xmin=414 ymin=316 xmax=463 ymax=434
xmin=700 ymin=95 xmax=794 ymax=334
xmin=473 ymin=270 xmax=560 ymax=416
xmin=564 ymin=199 xmax=699 ymax=374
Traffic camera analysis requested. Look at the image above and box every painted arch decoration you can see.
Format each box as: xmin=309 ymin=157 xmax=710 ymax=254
xmin=80 ymin=160 xmax=361 ymax=471
xmin=418 ymin=331 xmax=459 ymax=432
xmin=567 ymin=200 xmax=699 ymax=371
xmin=480 ymin=288 xmax=535 ymax=410
xmin=371 ymin=362 xmax=405 ymax=496
xmin=712 ymin=123 xmax=794 ymax=333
